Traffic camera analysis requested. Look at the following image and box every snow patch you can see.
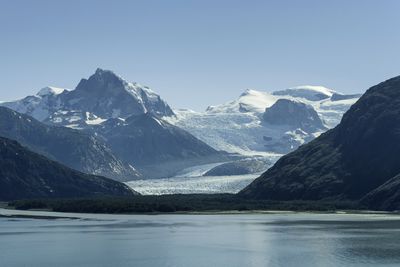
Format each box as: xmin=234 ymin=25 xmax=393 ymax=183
xmin=37 ymin=86 xmax=66 ymax=97
xmin=152 ymin=117 xmax=164 ymax=126
xmin=273 ymin=85 xmax=336 ymax=101
xmin=86 ymin=117 xmax=107 ymax=125
xmin=206 ymin=89 xmax=277 ymax=114
xmin=166 ymin=86 xmax=359 ymax=156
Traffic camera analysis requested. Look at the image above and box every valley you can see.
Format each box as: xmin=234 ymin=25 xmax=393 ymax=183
xmin=2 ymin=68 xmax=400 ymax=213
xmin=0 ymin=69 xmax=358 ymax=188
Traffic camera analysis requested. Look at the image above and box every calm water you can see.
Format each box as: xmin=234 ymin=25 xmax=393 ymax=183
xmin=1 ymin=209 xmax=400 ymax=267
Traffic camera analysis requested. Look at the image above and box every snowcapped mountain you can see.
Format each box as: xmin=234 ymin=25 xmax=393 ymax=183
xmin=272 ymin=85 xmax=336 ymax=101
xmin=2 ymin=68 xmax=174 ymax=129
xmin=1 ymin=69 xmax=226 ymax=179
xmin=63 ymin=68 xmax=174 ymax=120
xmin=3 ymin=86 xmax=69 ymax=121
xmin=239 ymin=75 xmax=400 ymax=210
xmin=206 ymin=89 xmax=277 ymax=113
xmin=37 ymin=86 xmax=66 ymax=97
xmin=166 ymin=86 xmax=360 ymax=155
xmin=1 ymin=70 xmax=360 ymax=181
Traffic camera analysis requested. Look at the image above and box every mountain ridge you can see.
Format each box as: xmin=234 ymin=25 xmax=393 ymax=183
xmin=1 ymin=68 xmax=174 ymax=129
xmin=0 ymin=136 xmax=136 ymax=200
xmin=169 ymin=87 xmax=359 ymax=156
xmin=239 ymin=75 xmax=400 ymax=210
xmin=1 ymin=69 xmax=226 ymax=179
xmin=0 ymin=106 xmax=141 ymax=182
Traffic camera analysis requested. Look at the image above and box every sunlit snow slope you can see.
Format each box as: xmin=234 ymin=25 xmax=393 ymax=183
xmin=166 ymin=86 xmax=360 ymax=155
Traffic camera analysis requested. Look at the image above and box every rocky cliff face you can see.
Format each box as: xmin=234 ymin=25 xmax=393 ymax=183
xmin=63 ymin=68 xmax=174 ymax=119
xmin=2 ymin=68 xmax=174 ymax=129
xmin=263 ymin=99 xmax=326 ymax=132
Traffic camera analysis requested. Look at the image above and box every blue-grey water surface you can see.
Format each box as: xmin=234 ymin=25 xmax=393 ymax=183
xmin=1 ymin=209 xmax=400 ymax=267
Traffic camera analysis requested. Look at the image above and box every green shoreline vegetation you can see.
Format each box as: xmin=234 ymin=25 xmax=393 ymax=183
xmin=7 ymin=194 xmax=364 ymax=214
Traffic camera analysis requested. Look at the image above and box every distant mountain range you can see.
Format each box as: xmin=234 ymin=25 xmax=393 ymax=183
xmin=0 ymin=137 xmax=136 ymax=201
xmin=8 ymin=66 xmax=399 ymax=208
xmin=1 ymin=69 xmax=361 ymax=183
xmin=1 ymin=69 xmax=226 ymax=179
xmin=3 ymin=67 xmax=400 ymax=211
xmin=240 ymin=75 xmax=400 ymax=210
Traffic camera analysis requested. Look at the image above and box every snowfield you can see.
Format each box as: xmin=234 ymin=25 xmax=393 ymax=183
xmin=128 ymin=86 xmax=360 ymax=195
xmin=166 ymin=109 xmax=286 ymax=155
xmin=165 ymin=87 xmax=359 ymax=155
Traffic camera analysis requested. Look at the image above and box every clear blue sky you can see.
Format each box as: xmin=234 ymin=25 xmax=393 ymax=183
xmin=1 ymin=0 xmax=399 ymax=111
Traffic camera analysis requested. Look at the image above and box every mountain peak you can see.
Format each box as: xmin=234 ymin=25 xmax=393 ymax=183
xmin=88 ymin=68 xmax=126 ymax=86
xmin=289 ymin=85 xmax=335 ymax=93
xmin=95 ymin=67 xmax=106 ymax=74
xmin=37 ymin=86 xmax=66 ymax=97
xmin=66 ymin=69 xmax=175 ymax=119
xmin=0 ymin=69 xmax=174 ymax=126
xmin=240 ymin=89 xmax=261 ymax=97
xmin=263 ymin=98 xmax=325 ymax=132
xmin=93 ymin=68 xmax=120 ymax=79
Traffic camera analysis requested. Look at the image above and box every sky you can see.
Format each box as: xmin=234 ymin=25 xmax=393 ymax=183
xmin=1 ymin=0 xmax=400 ymax=111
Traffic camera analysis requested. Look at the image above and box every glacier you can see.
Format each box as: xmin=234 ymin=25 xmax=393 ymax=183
xmin=165 ymin=86 xmax=360 ymax=155
xmin=129 ymin=86 xmax=360 ymax=195
xmin=126 ymin=173 xmax=259 ymax=195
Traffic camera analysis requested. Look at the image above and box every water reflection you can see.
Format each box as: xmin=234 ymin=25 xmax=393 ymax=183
xmin=1 ymin=212 xmax=400 ymax=267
